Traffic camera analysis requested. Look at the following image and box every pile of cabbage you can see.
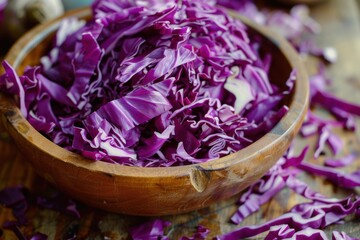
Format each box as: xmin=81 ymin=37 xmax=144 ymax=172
xmin=0 ymin=0 xmax=293 ymax=166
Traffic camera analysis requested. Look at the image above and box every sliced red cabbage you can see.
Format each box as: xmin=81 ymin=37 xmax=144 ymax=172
xmin=312 ymin=124 xmax=343 ymax=159
xmin=30 ymin=233 xmax=48 ymax=240
xmin=1 ymin=62 xmax=28 ymax=118
xmin=313 ymin=90 xmax=360 ymax=117
xmin=301 ymin=112 xmax=345 ymax=158
xmin=266 ymin=5 xmax=320 ymax=39
xmin=129 ymin=219 xmax=171 ymax=240
xmin=266 ymin=227 xmax=336 ymax=240
xmin=330 ymin=107 xmax=356 ymax=131
xmin=66 ymin=32 xmax=103 ymax=109
xmin=216 ymin=1 xmax=321 ymax=52
xmin=165 ymin=224 xmax=359 ymax=240
xmin=1 ymin=0 xmax=359 ymax=239
xmin=264 ymin=225 xmax=295 ymax=240
xmin=309 ymin=64 xmax=330 ymax=100
xmin=308 ymin=65 xmax=360 ymax=131
xmin=314 ymin=125 xmax=331 ymax=158
xmin=217 ymin=195 xmax=360 ymax=239
xmin=289 ymin=228 xmax=329 ymax=239
xmin=332 ymin=231 xmax=360 ymax=240
xmin=297 ymin=162 xmax=360 ymax=189
xmin=231 ymin=146 xmax=307 ymax=224
xmin=325 ymin=154 xmax=357 ymax=168
xmin=230 ymin=173 xmax=287 ymax=224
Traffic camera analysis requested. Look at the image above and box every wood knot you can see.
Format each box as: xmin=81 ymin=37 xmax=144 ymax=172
xmin=190 ymin=166 xmax=211 ymax=193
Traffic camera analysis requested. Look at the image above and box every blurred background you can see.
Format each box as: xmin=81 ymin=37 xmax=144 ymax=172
xmin=0 ymin=0 xmax=93 ymax=56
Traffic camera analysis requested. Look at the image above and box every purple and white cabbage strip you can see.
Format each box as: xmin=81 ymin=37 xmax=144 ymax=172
xmin=129 ymin=219 xmax=171 ymax=240
xmin=230 ymin=146 xmax=306 ymax=224
xmin=324 ymin=154 xmax=357 ymax=168
xmin=0 ymin=0 xmax=294 ymax=166
xmin=217 ymin=195 xmax=360 ymax=239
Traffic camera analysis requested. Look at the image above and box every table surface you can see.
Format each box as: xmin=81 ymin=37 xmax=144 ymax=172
xmin=1 ymin=0 xmax=360 ymax=239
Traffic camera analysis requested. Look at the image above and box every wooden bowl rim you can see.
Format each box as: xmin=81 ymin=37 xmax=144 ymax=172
xmin=1 ymin=7 xmax=309 ymax=178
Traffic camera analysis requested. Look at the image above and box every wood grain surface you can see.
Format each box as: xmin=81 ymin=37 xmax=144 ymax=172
xmin=1 ymin=0 xmax=360 ymax=239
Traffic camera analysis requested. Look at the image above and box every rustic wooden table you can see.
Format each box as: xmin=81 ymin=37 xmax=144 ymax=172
xmin=1 ymin=0 xmax=360 ymax=239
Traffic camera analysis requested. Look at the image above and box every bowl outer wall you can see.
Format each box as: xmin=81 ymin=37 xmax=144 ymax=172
xmin=0 ymin=7 xmax=309 ymax=216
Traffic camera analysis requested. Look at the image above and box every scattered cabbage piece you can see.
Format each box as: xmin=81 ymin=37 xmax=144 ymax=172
xmin=129 ymin=219 xmax=171 ymax=240
xmin=231 ymin=146 xmax=307 ymax=224
xmin=302 ymin=111 xmax=345 ymax=159
xmin=289 ymin=228 xmax=329 ymax=240
xmin=264 ymin=225 xmax=295 ymax=240
xmin=217 ymin=195 xmax=360 ymax=239
xmin=325 ymin=154 xmax=357 ymax=168
xmin=313 ymin=91 xmax=360 ymax=117
xmin=298 ymin=162 xmax=360 ymax=189
xmin=332 ymin=231 xmax=360 ymax=240
xmin=30 ymin=233 xmax=48 ymax=240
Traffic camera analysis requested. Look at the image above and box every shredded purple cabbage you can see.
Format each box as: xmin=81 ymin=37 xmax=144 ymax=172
xmin=29 ymin=233 xmax=48 ymax=240
xmin=129 ymin=219 xmax=171 ymax=240
xmin=297 ymin=162 xmax=360 ymax=189
xmin=264 ymin=225 xmax=295 ymax=240
xmin=231 ymin=146 xmax=307 ymax=224
xmin=0 ymin=0 xmax=294 ymax=166
xmin=313 ymin=91 xmax=360 ymax=117
xmin=325 ymin=154 xmax=357 ymax=168
xmin=217 ymin=195 xmax=360 ymax=239
xmin=332 ymin=231 xmax=360 ymax=240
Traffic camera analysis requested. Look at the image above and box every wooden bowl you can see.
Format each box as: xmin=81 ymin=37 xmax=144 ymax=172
xmin=0 ymin=8 xmax=308 ymax=216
